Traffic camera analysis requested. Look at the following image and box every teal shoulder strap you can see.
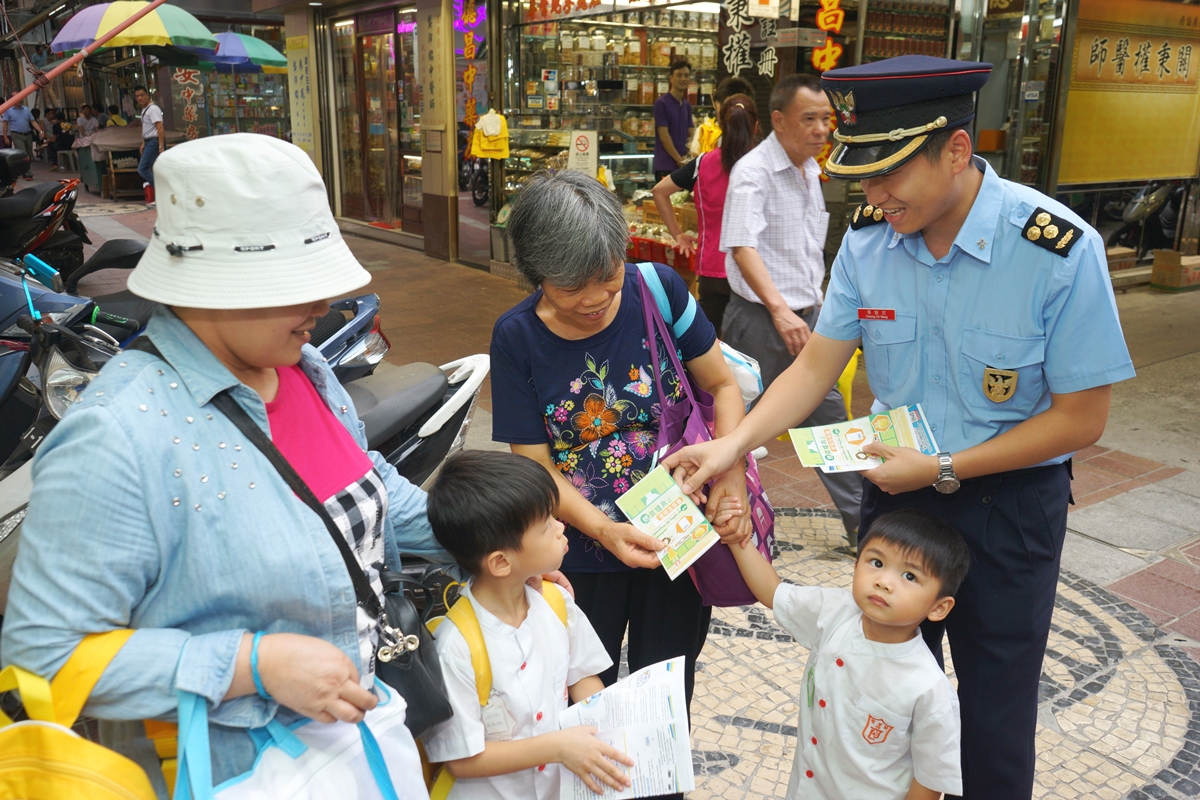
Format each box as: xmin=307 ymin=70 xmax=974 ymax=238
xmin=634 ymin=261 xmax=696 ymax=340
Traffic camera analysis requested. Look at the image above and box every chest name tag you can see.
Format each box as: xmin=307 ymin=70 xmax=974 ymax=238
xmin=481 ymin=695 xmax=517 ymax=741
xmin=858 ymin=308 xmax=896 ymax=321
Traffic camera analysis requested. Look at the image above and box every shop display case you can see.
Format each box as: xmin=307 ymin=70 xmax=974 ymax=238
xmin=499 ymin=2 xmax=722 ymax=207
xmin=973 ymin=0 xmax=1064 ymax=188
xmin=861 ymin=0 xmax=954 ymax=61
xmin=206 ymin=73 xmax=290 ymax=138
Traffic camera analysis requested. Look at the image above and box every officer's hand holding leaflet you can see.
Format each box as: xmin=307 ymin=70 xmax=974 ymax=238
xmin=665 ymin=333 xmax=859 ymax=495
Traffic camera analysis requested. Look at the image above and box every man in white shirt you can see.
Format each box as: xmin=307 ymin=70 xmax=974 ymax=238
xmin=135 ymin=85 xmax=164 ymax=209
xmin=719 ymin=72 xmax=862 ymax=545
xmin=75 ymin=104 xmax=100 ymax=138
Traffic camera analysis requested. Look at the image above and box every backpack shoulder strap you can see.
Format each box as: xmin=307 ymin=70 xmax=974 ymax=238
xmin=634 ymin=261 xmax=696 ymax=341
xmin=50 ymin=629 xmax=136 ymax=728
xmin=444 ymin=596 xmax=491 ymax=707
xmin=540 ymin=580 xmax=569 ymax=626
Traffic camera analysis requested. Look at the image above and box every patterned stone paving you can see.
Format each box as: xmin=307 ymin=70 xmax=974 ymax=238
xmin=686 ymin=511 xmax=1200 ymax=800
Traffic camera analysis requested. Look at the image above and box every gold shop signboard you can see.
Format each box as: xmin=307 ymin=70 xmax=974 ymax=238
xmin=1059 ymin=0 xmax=1200 ymax=184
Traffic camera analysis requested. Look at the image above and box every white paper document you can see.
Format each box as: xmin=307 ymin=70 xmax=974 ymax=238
xmin=558 ymin=657 xmax=695 ymax=800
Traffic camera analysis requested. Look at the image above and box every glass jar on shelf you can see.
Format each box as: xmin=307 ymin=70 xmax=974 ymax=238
xmin=623 ymin=109 xmax=639 ymax=136
xmin=639 ymin=71 xmax=655 ymax=104
xmin=700 ymin=40 xmax=717 ymax=70
xmin=638 ymin=111 xmax=654 ymax=138
xmin=651 ymin=36 xmax=672 ymax=67
xmin=686 ymin=38 xmax=701 ymax=65
xmin=590 ymin=31 xmax=607 ymax=65
xmin=561 ymin=33 xmax=574 ymax=64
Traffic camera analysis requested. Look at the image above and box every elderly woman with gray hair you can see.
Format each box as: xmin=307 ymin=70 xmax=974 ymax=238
xmin=489 ymin=170 xmax=749 ymax=744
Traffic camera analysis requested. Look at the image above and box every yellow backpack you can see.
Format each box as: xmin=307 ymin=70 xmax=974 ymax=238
xmin=0 ymin=629 xmax=157 ymax=800
xmin=424 ymin=581 xmax=568 ymax=800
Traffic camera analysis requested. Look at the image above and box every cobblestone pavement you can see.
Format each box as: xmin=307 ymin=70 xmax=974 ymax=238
xmin=687 ymin=512 xmax=1200 ymax=800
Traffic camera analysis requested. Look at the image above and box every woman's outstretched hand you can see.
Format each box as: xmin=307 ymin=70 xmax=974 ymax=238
xmin=662 ymin=437 xmax=744 ymax=499
xmin=597 ymin=522 xmax=666 ymax=570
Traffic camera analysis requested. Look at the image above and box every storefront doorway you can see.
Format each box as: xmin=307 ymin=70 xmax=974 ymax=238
xmin=330 ymin=7 xmax=423 ymax=235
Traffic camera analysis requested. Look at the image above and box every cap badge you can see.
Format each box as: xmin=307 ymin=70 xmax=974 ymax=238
xmin=983 ymin=367 xmax=1018 ymax=403
xmin=830 ymin=90 xmax=857 ymax=126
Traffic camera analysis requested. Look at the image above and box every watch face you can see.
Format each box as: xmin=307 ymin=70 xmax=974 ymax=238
xmin=935 ymin=477 xmax=961 ymax=494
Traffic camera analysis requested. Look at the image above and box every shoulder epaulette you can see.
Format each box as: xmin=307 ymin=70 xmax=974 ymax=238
xmin=1020 ymin=207 xmax=1081 ymax=256
xmin=849 ymin=202 xmax=887 ymax=230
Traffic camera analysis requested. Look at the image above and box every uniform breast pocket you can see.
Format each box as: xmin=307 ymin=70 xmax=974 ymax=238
xmin=842 ymin=693 xmax=912 ymax=763
xmin=959 ymin=328 xmax=1046 ymax=416
xmin=861 ymin=314 xmax=917 ymax=391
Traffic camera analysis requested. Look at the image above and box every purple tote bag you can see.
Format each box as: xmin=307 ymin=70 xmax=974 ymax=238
xmin=635 ymin=264 xmax=775 ymax=607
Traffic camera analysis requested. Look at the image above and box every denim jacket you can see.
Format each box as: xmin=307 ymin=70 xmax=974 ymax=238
xmin=1 ymin=308 xmax=451 ymax=784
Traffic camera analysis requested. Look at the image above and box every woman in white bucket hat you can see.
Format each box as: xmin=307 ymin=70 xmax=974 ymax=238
xmin=1 ymin=134 xmax=450 ymax=796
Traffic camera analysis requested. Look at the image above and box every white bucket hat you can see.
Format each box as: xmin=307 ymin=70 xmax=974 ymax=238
xmin=127 ymin=133 xmax=371 ymax=309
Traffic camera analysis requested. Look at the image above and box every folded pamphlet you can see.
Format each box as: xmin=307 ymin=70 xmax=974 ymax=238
xmin=558 ymin=657 xmax=695 ymax=800
xmin=788 ymin=404 xmax=940 ymax=473
xmin=615 ymin=465 xmax=719 ymax=581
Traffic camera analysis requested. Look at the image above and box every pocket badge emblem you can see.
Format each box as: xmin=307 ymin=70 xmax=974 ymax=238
xmin=984 ymin=367 xmax=1019 ymax=402
xmin=862 ymin=714 xmax=894 ymax=745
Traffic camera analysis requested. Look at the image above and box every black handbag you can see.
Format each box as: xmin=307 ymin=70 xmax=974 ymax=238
xmin=127 ymin=339 xmax=455 ymax=738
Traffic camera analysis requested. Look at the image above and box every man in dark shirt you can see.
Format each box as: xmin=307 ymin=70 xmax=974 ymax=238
xmin=653 ymin=60 xmax=694 ymax=180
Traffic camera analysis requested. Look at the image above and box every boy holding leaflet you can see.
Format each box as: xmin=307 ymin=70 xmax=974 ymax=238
xmin=423 ymin=451 xmax=634 ymax=799
xmin=720 ymin=507 xmax=970 ymax=799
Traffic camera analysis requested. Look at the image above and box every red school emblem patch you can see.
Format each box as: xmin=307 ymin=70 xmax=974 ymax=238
xmin=862 ymin=714 xmax=894 ymax=745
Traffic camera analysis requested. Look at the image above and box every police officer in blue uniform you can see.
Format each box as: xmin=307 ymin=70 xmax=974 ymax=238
xmin=664 ymin=56 xmax=1136 ymax=798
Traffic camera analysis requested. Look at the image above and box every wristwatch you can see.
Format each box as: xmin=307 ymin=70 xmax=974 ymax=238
xmin=933 ymin=452 xmax=960 ymax=494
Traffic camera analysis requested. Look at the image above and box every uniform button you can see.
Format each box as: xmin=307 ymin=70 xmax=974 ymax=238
xmin=836 ymin=659 xmax=844 ymax=667
xmin=933 ymin=376 xmax=940 ymax=383
xmin=806 ymin=770 xmax=814 ymax=779
xmin=871 ymin=330 xmax=880 ymax=340
xmin=520 ymin=662 xmax=527 ymax=671
xmin=982 ymin=496 xmax=992 ymax=504
xmin=538 ymin=765 xmax=546 ymax=772
xmin=931 ymin=424 xmax=937 ymax=431
xmin=936 ymin=275 xmax=943 ymax=282
xmin=536 ymin=711 xmax=543 ymax=721
xmin=818 ymin=699 xmax=826 ymax=708
xmin=811 ymin=737 xmax=818 ymax=745
xmin=933 ymin=327 xmax=940 ymax=336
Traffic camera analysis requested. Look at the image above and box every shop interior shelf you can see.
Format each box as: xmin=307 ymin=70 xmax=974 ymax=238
xmin=617 ymin=64 xmax=718 ymax=71
xmin=557 ymin=21 xmax=720 ymax=32
xmin=865 ymin=29 xmax=947 ymax=39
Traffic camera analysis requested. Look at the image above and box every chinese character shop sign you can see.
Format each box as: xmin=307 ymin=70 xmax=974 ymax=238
xmin=287 ymin=36 xmax=315 ymax=152
xmin=1060 ymin=0 xmax=1200 ymax=185
xmin=812 ymin=0 xmax=844 ymax=71
xmin=171 ymin=68 xmax=205 ymax=140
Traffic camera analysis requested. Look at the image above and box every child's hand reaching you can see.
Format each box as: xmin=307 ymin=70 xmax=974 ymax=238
xmin=555 ymin=725 xmax=635 ymax=794
xmin=710 ymin=495 xmax=745 ymax=536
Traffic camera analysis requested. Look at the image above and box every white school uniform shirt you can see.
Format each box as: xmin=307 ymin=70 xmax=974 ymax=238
xmin=422 ymin=581 xmax=613 ymax=800
xmin=773 ymin=584 xmax=962 ymax=799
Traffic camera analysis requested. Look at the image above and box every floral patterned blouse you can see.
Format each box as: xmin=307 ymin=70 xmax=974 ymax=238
xmin=490 ymin=263 xmax=717 ymax=572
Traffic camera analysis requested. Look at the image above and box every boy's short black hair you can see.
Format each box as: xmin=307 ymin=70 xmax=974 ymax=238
xmin=669 ymin=60 xmax=692 ymax=75
xmin=426 ymin=451 xmax=559 ymax=576
xmin=857 ymin=510 xmax=971 ymax=597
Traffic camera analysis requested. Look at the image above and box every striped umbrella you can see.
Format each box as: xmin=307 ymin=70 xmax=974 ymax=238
xmin=51 ymin=1 xmax=217 ymax=53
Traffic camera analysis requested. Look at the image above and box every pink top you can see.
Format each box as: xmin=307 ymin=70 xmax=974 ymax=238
xmin=266 ymin=364 xmax=373 ymax=503
xmin=693 ymin=148 xmax=732 ymax=279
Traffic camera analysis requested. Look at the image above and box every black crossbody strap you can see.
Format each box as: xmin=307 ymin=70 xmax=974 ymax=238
xmin=128 ymin=338 xmax=384 ymax=620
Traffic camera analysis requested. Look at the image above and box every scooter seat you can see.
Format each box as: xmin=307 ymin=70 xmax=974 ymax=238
xmin=0 ymin=183 xmax=60 ymax=221
xmin=343 ymin=363 xmax=450 ymax=449
xmin=65 ymin=238 xmax=148 ymax=292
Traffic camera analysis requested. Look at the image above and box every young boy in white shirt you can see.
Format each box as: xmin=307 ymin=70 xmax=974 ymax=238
xmin=423 ymin=451 xmax=635 ymax=800
xmin=720 ymin=507 xmax=970 ymax=799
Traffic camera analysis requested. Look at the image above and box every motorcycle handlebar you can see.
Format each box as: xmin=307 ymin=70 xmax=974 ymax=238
xmin=92 ymin=310 xmax=140 ymax=332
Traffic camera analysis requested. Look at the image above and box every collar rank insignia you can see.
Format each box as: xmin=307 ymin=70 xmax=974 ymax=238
xmin=1022 ymin=207 xmax=1080 ymax=256
xmin=850 ymin=202 xmax=888 ymax=230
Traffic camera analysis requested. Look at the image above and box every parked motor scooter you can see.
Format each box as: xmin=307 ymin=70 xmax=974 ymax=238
xmin=1106 ymin=181 xmax=1186 ymax=258
xmin=0 ymin=148 xmax=93 ymax=277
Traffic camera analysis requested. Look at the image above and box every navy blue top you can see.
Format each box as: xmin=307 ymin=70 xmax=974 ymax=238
xmin=490 ymin=262 xmax=717 ymax=573
xmin=653 ymin=92 xmax=693 ymax=172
